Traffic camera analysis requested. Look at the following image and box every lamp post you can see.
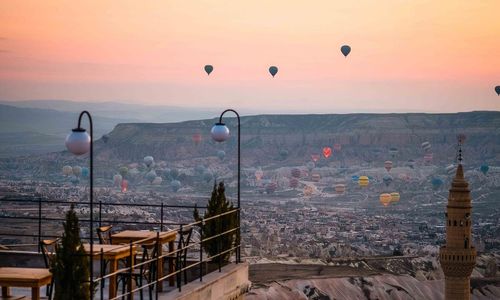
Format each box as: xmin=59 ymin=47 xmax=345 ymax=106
xmin=211 ymin=109 xmax=241 ymax=263
xmin=65 ymin=110 xmax=94 ymax=298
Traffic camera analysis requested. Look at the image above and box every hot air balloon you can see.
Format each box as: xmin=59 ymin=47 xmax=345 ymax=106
xmin=291 ymin=168 xmax=301 ymax=179
xmin=340 ymin=45 xmax=351 ymax=57
xmin=121 ymin=179 xmax=128 ymax=192
xmin=255 ymin=168 xmax=264 ymax=181
xmin=379 ymin=193 xmax=392 ymax=207
xmin=265 ymin=182 xmax=277 ymax=194
xmin=70 ymin=176 xmax=79 ymax=185
xmin=113 ymin=174 xmax=123 ymax=187
xmin=389 ymin=148 xmax=398 ymax=158
xmin=407 ymin=159 xmax=416 ymax=169
xmin=424 ymin=153 xmax=433 ymax=164
xmin=446 ymin=164 xmax=457 ymax=175
xmin=390 ymin=192 xmax=400 ymax=203
xmin=384 ymin=161 xmax=393 ymax=172
xmin=81 ymin=167 xmax=89 ymax=178
xmin=311 ymin=154 xmax=320 ymax=162
xmin=333 ymin=144 xmax=342 ymax=151
xmin=351 ymin=175 xmax=360 ymax=184
xmin=431 ymin=178 xmax=443 ymax=190
xmin=192 ymin=133 xmax=202 ymax=145
xmin=495 ymin=86 xmax=500 ymax=95
xmin=322 ymin=147 xmax=332 ymax=159
xmin=303 ymin=185 xmax=314 ymax=197
xmin=171 ymin=180 xmax=181 ymax=192
xmin=335 ymin=184 xmax=346 ymax=194
xmin=358 ymin=176 xmax=369 ymax=187
xmin=480 ymin=164 xmax=489 ymax=175
xmin=289 ymin=178 xmax=299 ymax=188
xmin=279 ymin=149 xmax=289 ymax=160
xmin=144 ymin=156 xmax=154 ymax=168
xmin=383 ymin=174 xmax=393 ymax=187
xmin=146 ymin=170 xmax=157 ymax=183
xmin=204 ymin=65 xmax=213 ymax=75
xmin=217 ymin=150 xmax=226 ymax=161
xmin=311 ymin=173 xmax=321 ymax=182
xmin=269 ymin=66 xmax=278 ymax=77
xmin=119 ymin=166 xmax=128 ymax=178
xmin=152 ymin=176 xmax=163 ymax=185
xmin=421 ymin=141 xmax=431 ymax=152
xmin=72 ymin=166 xmax=82 ymax=177
xmin=62 ymin=165 xmax=73 ymax=176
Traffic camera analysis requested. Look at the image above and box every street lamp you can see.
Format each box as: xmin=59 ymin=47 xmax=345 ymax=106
xmin=65 ymin=110 xmax=94 ymax=298
xmin=211 ymin=109 xmax=241 ymax=263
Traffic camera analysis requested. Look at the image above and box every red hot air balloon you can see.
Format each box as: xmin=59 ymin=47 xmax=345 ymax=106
xmin=121 ymin=179 xmax=128 ymax=193
xmin=289 ymin=178 xmax=299 ymax=188
xmin=311 ymin=154 xmax=320 ymax=162
xmin=192 ymin=133 xmax=202 ymax=145
xmin=323 ymin=147 xmax=332 ymax=159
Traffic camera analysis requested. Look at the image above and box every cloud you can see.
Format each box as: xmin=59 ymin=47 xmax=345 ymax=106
xmin=0 ymin=49 xmax=9 ymax=53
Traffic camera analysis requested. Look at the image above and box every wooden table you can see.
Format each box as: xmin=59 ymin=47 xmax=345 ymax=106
xmin=111 ymin=230 xmax=177 ymax=290
xmin=0 ymin=267 xmax=51 ymax=300
xmin=84 ymin=243 xmax=136 ymax=300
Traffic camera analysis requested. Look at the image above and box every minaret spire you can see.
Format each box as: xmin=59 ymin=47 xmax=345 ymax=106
xmin=439 ymin=136 xmax=476 ymax=300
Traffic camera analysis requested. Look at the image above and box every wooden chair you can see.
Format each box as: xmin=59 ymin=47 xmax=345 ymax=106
xmin=96 ymin=225 xmax=113 ymax=288
xmin=175 ymin=227 xmax=193 ymax=286
xmin=39 ymin=239 xmax=59 ymax=300
xmin=117 ymin=241 xmax=159 ymax=300
xmin=97 ymin=225 xmax=113 ymax=244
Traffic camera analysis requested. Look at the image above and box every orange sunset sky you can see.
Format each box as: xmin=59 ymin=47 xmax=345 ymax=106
xmin=0 ymin=1 xmax=499 ymax=113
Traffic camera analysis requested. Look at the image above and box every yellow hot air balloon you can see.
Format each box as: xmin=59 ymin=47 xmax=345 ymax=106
xmin=390 ymin=192 xmax=400 ymax=202
xmin=335 ymin=184 xmax=346 ymax=194
xmin=379 ymin=193 xmax=392 ymax=207
xmin=303 ymin=185 xmax=314 ymax=197
xmin=311 ymin=173 xmax=321 ymax=182
xmin=358 ymin=176 xmax=369 ymax=187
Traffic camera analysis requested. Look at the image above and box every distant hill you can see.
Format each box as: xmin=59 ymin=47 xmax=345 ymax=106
xmin=0 ymin=99 xmax=218 ymax=123
xmin=93 ymin=111 xmax=500 ymax=167
xmin=0 ymin=104 xmax=132 ymax=157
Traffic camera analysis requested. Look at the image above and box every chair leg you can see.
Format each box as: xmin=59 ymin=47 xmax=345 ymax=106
xmin=139 ymin=276 xmax=144 ymax=300
xmin=121 ymin=277 xmax=127 ymax=300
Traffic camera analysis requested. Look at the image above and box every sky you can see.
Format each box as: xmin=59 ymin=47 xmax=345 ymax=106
xmin=0 ymin=0 xmax=499 ymax=114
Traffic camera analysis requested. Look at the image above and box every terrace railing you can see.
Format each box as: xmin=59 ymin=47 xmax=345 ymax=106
xmin=0 ymin=196 xmax=241 ymax=300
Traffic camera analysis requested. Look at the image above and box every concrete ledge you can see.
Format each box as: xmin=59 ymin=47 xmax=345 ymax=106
xmin=160 ymin=262 xmax=250 ymax=300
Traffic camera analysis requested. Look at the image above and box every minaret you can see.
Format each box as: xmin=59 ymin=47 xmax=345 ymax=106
xmin=439 ymin=141 xmax=476 ymax=300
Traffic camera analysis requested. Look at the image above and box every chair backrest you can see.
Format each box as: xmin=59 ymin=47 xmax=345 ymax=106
xmin=176 ymin=227 xmax=193 ymax=261
xmin=96 ymin=225 xmax=113 ymax=244
xmin=40 ymin=239 xmax=59 ymax=268
xmin=139 ymin=241 xmax=159 ymax=279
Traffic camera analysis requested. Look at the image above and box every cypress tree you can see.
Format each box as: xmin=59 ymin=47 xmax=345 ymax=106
xmin=52 ymin=204 xmax=91 ymax=300
xmin=194 ymin=182 xmax=237 ymax=264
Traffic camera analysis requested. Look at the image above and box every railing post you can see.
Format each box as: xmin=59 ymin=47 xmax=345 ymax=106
xmin=100 ymin=248 xmax=104 ymax=300
xmin=219 ymin=216 xmax=222 ymax=272
xmin=199 ymin=218 xmax=203 ymax=282
xmin=128 ymin=241 xmax=133 ymax=300
xmin=237 ymin=208 xmax=241 ymax=263
xmin=178 ymin=224 xmax=183 ymax=292
xmin=98 ymin=201 xmax=102 ymax=228
xmin=160 ymin=202 xmax=164 ymax=232
xmin=38 ymin=197 xmax=42 ymax=253
xmin=156 ymin=232 xmax=160 ymax=300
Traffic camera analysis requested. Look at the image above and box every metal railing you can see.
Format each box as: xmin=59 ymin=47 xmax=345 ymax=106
xmin=0 ymin=196 xmax=241 ymax=299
